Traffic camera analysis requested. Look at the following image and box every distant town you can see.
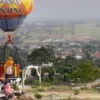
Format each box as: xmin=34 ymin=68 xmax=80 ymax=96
xmin=0 ymin=20 xmax=100 ymax=60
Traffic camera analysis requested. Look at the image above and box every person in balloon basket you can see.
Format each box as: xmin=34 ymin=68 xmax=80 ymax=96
xmin=0 ymin=74 xmax=16 ymax=100
xmin=5 ymin=57 xmax=14 ymax=78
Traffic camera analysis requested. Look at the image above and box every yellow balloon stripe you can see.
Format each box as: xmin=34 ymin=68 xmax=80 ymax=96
xmin=0 ymin=0 xmax=33 ymax=11
xmin=9 ymin=4 xmax=17 ymax=8
xmin=0 ymin=3 xmax=3 ymax=7
xmin=22 ymin=0 xmax=33 ymax=11
xmin=22 ymin=0 xmax=28 ymax=9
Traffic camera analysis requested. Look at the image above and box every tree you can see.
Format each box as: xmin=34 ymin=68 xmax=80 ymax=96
xmin=48 ymin=67 xmax=55 ymax=81
xmin=28 ymin=46 xmax=56 ymax=65
xmin=54 ymin=56 xmax=78 ymax=74
xmin=63 ymin=56 xmax=79 ymax=73
xmin=94 ymin=58 xmax=100 ymax=67
xmin=71 ymin=61 xmax=100 ymax=83
xmin=64 ymin=73 xmax=71 ymax=81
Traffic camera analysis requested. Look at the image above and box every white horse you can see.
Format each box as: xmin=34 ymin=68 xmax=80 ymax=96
xmin=21 ymin=65 xmax=41 ymax=90
xmin=23 ymin=65 xmax=40 ymax=80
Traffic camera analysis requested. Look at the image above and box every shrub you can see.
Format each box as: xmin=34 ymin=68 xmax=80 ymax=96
xmin=36 ymin=87 xmax=45 ymax=92
xmin=35 ymin=93 xmax=43 ymax=99
xmin=66 ymin=97 xmax=72 ymax=100
xmin=25 ymin=78 xmax=34 ymax=85
xmin=41 ymin=80 xmax=57 ymax=87
xmin=74 ymin=89 xmax=80 ymax=95
xmin=12 ymin=84 xmax=19 ymax=90
xmin=33 ymin=80 xmax=40 ymax=86
xmin=64 ymin=73 xmax=71 ymax=81
xmin=43 ymin=77 xmax=49 ymax=82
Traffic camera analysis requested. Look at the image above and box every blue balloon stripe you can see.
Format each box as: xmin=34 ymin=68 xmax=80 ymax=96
xmin=0 ymin=16 xmax=26 ymax=32
xmin=14 ymin=16 xmax=26 ymax=29
xmin=0 ymin=19 xmax=6 ymax=30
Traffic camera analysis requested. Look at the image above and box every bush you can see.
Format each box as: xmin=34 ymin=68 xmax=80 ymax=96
xmin=35 ymin=93 xmax=43 ymax=99
xmin=64 ymin=73 xmax=71 ymax=81
xmin=48 ymin=67 xmax=55 ymax=81
xmin=12 ymin=84 xmax=19 ymax=90
xmin=31 ymin=80 xmax=57 ymax=88
xmin=66 ymin=97 xmax=72 ymax=100
xmin=36 ymin=87 xmax=45 ymax=92
xmin=31 ymin=80 xmax=40 ymax=88
xmin=25 ymin=78 xmax=34 ymax=85
xmin=33 ymin=80 xmax=40 ymax=86
xmin=74 ymin=89 xmax=80 ymax=95
xmin=43 ymin=77 xmax=49 ymax=82
xmin=41 ymin=80 xmax=57 ymax=87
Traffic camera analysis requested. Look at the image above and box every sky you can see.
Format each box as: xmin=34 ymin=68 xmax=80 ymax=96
xmin=26 ymin=0 xmax=100 ymax=22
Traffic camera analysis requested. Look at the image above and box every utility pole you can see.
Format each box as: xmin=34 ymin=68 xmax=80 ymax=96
xmin=71 ymin=24 xmax=75 ymax=41
xmin=72 ymin=24 xmax=75 ymax=35
xmin=60 ymin=27 xmax=63 ymax=57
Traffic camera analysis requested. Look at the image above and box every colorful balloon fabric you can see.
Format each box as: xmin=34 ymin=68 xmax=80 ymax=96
xmin=0 ymin=0 xmax=33 ymax=32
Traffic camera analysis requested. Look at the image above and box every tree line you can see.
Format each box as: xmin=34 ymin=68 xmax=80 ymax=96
xmin=0 ymin=45 xmax=100 ymax=84
xmin=28 ymin=46 xmax=100 ymax=84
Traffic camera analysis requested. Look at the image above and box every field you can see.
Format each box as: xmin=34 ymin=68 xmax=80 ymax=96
xmin=24 ymin=86 xmax=100 ymax=100
xmin=16 ymin=23 xmax=100 ymax=45
xmin=57 ymin=24 xmax=100 ymax=41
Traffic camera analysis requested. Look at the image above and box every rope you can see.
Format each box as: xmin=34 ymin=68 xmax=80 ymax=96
xmin=0 ymin=28 xmax=19 ymax=40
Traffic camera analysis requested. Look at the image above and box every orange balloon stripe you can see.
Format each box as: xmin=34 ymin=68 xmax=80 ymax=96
xmin=27 ymin=2 xmax=33 ymax=14
xmin=0 ymin=15 xmax=26 ymax=18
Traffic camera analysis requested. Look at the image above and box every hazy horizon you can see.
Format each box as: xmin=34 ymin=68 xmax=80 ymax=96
xmin=25 ymin=0 xmax=100 ymax=22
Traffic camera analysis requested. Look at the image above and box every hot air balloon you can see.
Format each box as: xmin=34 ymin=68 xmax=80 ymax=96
xmin=0 ymin=0 xmax=33 ymax=32
xmin=0 ymin=0 xmax=33 ymax=87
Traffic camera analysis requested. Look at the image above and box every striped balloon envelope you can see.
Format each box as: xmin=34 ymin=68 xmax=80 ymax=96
xmin=0 ymin=0 xmax=33 ymax=32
